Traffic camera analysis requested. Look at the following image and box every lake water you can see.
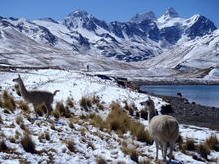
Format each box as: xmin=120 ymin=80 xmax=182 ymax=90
xmin=140 ymin=85 xmax=219 ymax=108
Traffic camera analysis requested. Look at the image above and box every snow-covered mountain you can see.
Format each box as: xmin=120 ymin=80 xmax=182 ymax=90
xmin=0 ymin=8 xmax=218 ymax=79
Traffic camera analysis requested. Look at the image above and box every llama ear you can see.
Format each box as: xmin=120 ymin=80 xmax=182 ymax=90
xmin=18 ymin=74 xmax=21 ymax=78
xmin=148 ymin=96 xmax=151 ymax=100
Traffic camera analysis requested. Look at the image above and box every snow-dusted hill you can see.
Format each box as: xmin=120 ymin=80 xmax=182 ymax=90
xmin=0 ymin=69 xmax=218 ymax=163
xmin=138 ymin=29 xmax=219 ymax=79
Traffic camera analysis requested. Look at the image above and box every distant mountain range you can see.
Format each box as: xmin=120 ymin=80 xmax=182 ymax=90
xmin=0 ymin=8 xmax=218 ymax=78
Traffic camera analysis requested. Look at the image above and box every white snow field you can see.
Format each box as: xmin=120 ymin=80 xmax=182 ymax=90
xmin=0 ymin=69 xmax=218 ymax=163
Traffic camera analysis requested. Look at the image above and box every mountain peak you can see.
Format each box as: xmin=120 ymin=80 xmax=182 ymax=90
xmin=163 ymin=7 xmax=179 ymax=18
xmin=130 ymin=11 xmax=156 ymax=23
xmin=67 ymin=9 xmax=92 ymax=18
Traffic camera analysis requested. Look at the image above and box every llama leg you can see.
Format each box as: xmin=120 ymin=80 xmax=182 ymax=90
xmin=163 ymin=143 xmax=167 ymax=162
xmin=33 ymin=104 xmax=38 ymax=119
xmin=155 ymin=142 xmax=159 ymax=161
xmin=45 ymin=104 xmax=52 ymax=119
xmin=169 ymin=144 xmax=174 ymax=162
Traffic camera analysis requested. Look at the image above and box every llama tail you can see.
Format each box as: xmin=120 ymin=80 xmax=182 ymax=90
xmin=53 ymin=90 xmax=60 ymax=96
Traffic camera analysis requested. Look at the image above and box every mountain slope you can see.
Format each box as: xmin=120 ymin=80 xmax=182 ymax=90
xmin=139 ymin=29 xmax=219 ymax=79
xmin=0 ymin=8 xmax=218 ymax=80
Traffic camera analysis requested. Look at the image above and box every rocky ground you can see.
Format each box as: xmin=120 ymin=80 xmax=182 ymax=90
xmin=137 ymin=90 xmax=219 ymax=130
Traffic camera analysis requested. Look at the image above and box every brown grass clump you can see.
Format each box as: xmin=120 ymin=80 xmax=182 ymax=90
xmin=16 ymin=116 xmax=24 ymax=125
xmin=0 ymin=96 xmax=3 ymax=108
xmin=121 ymin=147 xmax=139 ymax=163
xmin=17 ymin=101 xmax=30 ymax=113
xmin=52 ymin=110 xmax=60 ymax=120
xmin=21 ymin=134 xmax=36 ymax=153
xmin=80 ymin=97 xmax=92 ymax=111
xmin=55 ymin=102 xmax=71 ymax=118
xmin=89 ymin=101 xmax=153 ymax=144
xmin=89 ymin=113 xmax=106 ymax=130
xmin=183 ymin=139 xmax=196 ymax=151
xmin=66 ymin=97 xmax=75 ymax=108
xmin=97 ymin=103 xmax=105 ymax=110
xmin=91 ymin=96 xmax=105 ymax=110
xmin=0 ymin=140 xmax=8 ymax=152
xmin=124 ymin=101 xmax=136 ymax=116
xmin=204 ymin=135 xmax=219 ymax=151
xmin=197 ymin=144 xmax=210 ymax=159
xmin=107 ymin=105 xmax=131 ymax=133
xmin=35 ymin=105 xmax=47 ymax=117
xmin=108 ymin=103 xmax=153 ymax=144
xmin=2 ymin=91 xmax=16 ymax=112
xmin=92 ymin=95 xmax=101 ymax=105
xmin=9 ymin=137 xmax=16 ymax=143
xmin=39 ymin=132 xmax=50 ymax=142
xmin=66 ymin=140 xmax=76 ymax=152
xmin=133 ymin=124 xmax=153 ymax=144
xmin=0 ymin=115 xmax=3 ymax=124
xmin=96 ymin=157 xmax=107 ymax=164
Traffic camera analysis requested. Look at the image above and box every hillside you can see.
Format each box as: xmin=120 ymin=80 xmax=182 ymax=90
xmin=0 ymin=69 xmax=218 ymax=163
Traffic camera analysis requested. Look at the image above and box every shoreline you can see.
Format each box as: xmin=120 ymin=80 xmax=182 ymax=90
xmin=124 ymin=79 xmax=219 ymax=131
xmin=130 ymin=79 xmax=219 ymax=86
xmin=141 ymin=91 xmax=219 ymax=130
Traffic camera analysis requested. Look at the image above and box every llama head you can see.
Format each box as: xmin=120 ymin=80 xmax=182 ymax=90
xmin=140 ymin=97 xmax=155 ymax=112
xmin=12 ymin=74 xmax=22 ymax=84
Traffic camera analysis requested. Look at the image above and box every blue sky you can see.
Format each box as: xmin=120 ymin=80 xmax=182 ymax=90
xmin=1 ymin=0 xmax=218 ymax=26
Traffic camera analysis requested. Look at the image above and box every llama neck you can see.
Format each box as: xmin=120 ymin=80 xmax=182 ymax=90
xmin=148 ymin=109 xmax=157 ymax=123
xmin=18 ymin=80 xmax=29 ymax=98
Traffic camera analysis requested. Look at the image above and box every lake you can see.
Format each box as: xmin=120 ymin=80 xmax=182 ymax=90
xmin=140 ymin=85 xmax=219 ymax=108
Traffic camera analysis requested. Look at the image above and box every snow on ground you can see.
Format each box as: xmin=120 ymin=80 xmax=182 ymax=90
xmin=0 ymin=69 xmax=218 ymax=163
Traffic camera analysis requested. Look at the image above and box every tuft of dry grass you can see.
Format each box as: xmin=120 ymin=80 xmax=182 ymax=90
xmin=97 ymin=103 xmax=105 ymax=110
xmin=0 ymin=115 xmax=3 ymax=124
xmin=35 ymin=105 xmax=47 ymax=116
xmin=52 ymin=110 xmax=60 ymax=120
xmin=21 ymin=134 xmax=36 ymax=153
xmin=134 ymin=125 xmax=153 ymax=144
xmin=124 ymin=101 xmax=137 ymax=116
xmin=96 ymin=157 xmax=107 ymax=164
xmin=89 ymin=101 xmax=153 ymax=144
xmin=55 ymin=102 xmax=71 ymax=118
xmin=107 ymin=103 xmax=153 ymax=144
xmin=66 ymin=97 xmax=75 ymax=108
xmin=139 ymin=160 xmax=152 ymax=164
xmin=16 ymin=116 xmax=24 ymax=125
xmin=204 ymin=135 xmax=219 ymax=151
xmin=0 ymin=96 xmax=3 ymax=108
xmin=89 ymin=113 xmax=106 ymax=130
xmin=88 ymin=102 xmax=153 ymax=144
xmin=45 ymin=132 xmax=50 ymax=141
xmin=197 ymin=144 xmax=210 ymax=159
xmin=65 ymin=140 xmax=76 ymax=152
xmin=0 ymin=140 xmax=8 ymax=152
xmin=121 ymin=147 xmax=139 ymax=163
xmin=9 ymin=137 xmax=16 ymax=143
xmin=17 ymin=101 xmax=30 ymax=113
xmin=39 ymin=132 xmax=50 ymax=142
xmin=80 ymin=97 xmax=92 ymax=111
xmin=92 ymin=95 xmax=101 ymax=105
xmin=2 ymin=91 xmax=16 ymax=112
xmin=183 ymin=139 xmax=196 ymax=151
xmin=107 ymin=102 xmax=131 ymax=133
